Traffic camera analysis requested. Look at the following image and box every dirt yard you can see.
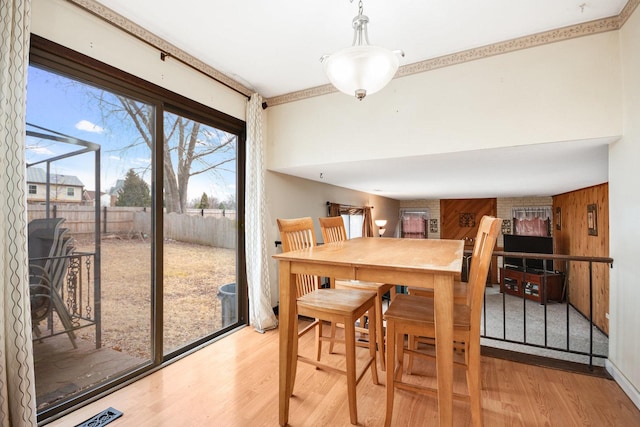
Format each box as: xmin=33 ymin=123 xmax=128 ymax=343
xmin=75 ymin=237 xmax=236 ymax=358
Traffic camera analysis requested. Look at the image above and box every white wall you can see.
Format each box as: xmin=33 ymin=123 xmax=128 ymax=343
xmin=266 ymin=17 xmax=638 ymax=409
xmin=608 ymin=8 xmax=640 ymax=408
xmin=265 ymin=171 xmax=399 ymax=307
xmin=31 ymin=0 xmax=247 ymax=120
xmin=267 ymin=32 xmax=622 ymax=171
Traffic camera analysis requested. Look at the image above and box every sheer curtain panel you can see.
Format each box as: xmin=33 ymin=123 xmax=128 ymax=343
xmin=245 ymin=94 xmax=278 ymax=333
xmin=399 ymin=209 xmax=428 ymax=239
xmin=0 ymin=0 xmax=38 ymax=425
xmin=512 ymin=206 xmax=552 ymax=237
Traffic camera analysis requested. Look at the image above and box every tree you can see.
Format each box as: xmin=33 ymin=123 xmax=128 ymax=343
xmin=222 ymin=194 xmax=237 ymax=210
xmin=116 ymin=169 xmax=151 ymax=207
xmin=96 ymin=93 xmax=236 ymax=214
xmin=196 ymin=192 xmax=209 ymax=209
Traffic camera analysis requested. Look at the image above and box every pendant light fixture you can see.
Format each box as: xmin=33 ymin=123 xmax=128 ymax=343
xmin=321 ymin=0 xmax=404 ymax=100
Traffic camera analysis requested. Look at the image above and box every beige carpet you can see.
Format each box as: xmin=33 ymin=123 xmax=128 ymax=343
xmin=480 ymin=286 xmax=608 ymax=367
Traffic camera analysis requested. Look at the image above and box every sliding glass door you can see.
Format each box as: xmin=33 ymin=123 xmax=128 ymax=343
xmin=162 ymin=110 xmax=239 ymax=355
xmin=27 ymin=36 xmax=246 ymax=421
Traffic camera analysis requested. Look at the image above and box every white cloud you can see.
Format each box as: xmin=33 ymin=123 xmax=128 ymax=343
xmin=26 ymin=146 xmax=54 ymax=155
xmin=108 ymin=155 xmax=121 ymax=160
xmin=75 ymin=120 xmax=105 ymax=133
xmin=133 ymin=157 xmax=151 ymax=164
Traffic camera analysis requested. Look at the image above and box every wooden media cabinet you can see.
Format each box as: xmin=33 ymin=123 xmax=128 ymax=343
xmin=500 ymin=267 xmax=564 ymax=304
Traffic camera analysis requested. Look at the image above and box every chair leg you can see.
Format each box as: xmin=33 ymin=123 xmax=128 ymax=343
xmin=396 ymin=332 xmax=405 ymax=382
xmin=344 ymin=318 xmax=358 ymax=425
xmin=51 ymin=290 xmax=77 ymax=348
xmin=358 ymin=315 xmax=367 ymax=333
xmin=315 ymin=319 xmax=322 ymax=363
xmin=406 ymin=334 xmax=416 ymax=375
xmin=329 ymin=321 xmax=337 ymax=354
xmin=384 ymin=320 xmax=396 ymax=427
xmin=375 ymin=291 xmax=386 ymax=371
xmin=368 ymin=303 xmax=379 ymax=385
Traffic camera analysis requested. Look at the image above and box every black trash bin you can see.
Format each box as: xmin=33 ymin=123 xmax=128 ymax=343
xmin=218 ymin=283 xmax=237 ymax=328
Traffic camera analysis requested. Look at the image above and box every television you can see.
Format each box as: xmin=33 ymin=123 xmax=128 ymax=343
xmin=503 ymin=234 xmax=554 ymax=272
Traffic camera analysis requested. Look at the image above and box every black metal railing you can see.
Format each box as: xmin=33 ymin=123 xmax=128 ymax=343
xmin=29 ymin=251 xmax=101 ymax=349
xmin=482 ymin=250 xmax=613 ymax=369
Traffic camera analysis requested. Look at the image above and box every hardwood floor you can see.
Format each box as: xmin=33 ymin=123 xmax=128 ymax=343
xmin=46 ymin=324 xmax=640 ymax=426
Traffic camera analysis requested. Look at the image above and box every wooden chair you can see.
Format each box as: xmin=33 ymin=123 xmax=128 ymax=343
xmin=405 ymin=219 xmax=495 ymax=372
xmin=277 ymin=217 xmax=379 ymax=425
xmin=383 ymin=215 xmax=502 ymax=427
xmin=319 ymin=215 xmax=395 ymax=371
xmin=408 ymin=281 xmax=468 ymax=304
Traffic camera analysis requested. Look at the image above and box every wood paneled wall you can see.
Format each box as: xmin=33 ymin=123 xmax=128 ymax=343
xmin=440 ymin=198 xmax=497 ymax=244
xmin=441 ymin=198 xmax=498 ymax=283
xmin=553 ymin=184 xmax=609 ymax=334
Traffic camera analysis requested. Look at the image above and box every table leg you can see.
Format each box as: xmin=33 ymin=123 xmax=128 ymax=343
xmin=434 ymin=274 xmax=454 ymax=427
xmin=384 ymin=316 xmax=396 ymax=427
xmin=279 ymin=260 xmax=297 ymax=426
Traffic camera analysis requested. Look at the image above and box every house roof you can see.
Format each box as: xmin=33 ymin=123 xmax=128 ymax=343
xmin=108 ymin=179 xmax=124 ymax=196
xmin=27 ymin=168 xmax=84 ymax=187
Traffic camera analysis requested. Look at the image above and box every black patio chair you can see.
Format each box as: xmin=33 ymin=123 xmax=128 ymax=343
xmin=28 ymin=218 xmax=77 ymax=348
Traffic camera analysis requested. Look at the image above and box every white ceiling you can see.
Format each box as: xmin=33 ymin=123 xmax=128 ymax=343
xmin=275 ymin=137 xmax=615 ymax=200
xmin=93 ymin=0 xmax=626 ymax=200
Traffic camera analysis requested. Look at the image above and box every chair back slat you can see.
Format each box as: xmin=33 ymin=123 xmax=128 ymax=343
xmin=466 ymin=216 xmax=502 ymax=335
xmin=319 ymin=216 xmax=348 ymax=243
xmin=296 ymin=274 xmax=318 ymax=297
xmin=277 ymin=217 xmax=320 ymax=297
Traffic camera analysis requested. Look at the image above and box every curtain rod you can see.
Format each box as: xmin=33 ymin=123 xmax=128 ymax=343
xmin=71 ymin=0 xmax=253 ymax=100
xmin=326 ymin=201 xmax=373 ymax=209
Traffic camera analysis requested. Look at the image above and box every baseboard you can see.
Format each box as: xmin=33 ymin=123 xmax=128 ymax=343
xmin=481 ymin=346 xmax=611 ymax=378
xmin=606 ymin=359 xmax=640 ymax=411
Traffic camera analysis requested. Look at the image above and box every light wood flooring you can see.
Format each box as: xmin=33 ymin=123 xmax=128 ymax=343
xmin=46 ymin=323 xmax=640 ymax=427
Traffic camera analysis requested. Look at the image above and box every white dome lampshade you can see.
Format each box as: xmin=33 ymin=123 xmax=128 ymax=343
xmin=321 ymin=3 xmax=404 ymax=101
xmin=374 ymin=219 xmax=387 ymax=237
xmin=323 ymin=45 xmax=400 ymax=100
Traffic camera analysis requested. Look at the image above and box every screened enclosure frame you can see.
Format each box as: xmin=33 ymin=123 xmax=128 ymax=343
xmin=26 ymin=122 xmax=102 ymax=348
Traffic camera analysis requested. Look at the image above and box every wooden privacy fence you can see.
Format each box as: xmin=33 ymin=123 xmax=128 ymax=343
xmin=135 ymin=211 xmax=236 ymax=249
xmin=27 ymin=205 xmax=237 ymax=249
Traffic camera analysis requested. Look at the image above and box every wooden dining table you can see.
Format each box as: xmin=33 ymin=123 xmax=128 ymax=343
xmin=274 ymin=237 xmax=464 ymax=426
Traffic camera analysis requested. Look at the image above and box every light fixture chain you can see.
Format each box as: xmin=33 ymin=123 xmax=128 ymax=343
xmin=350 ymin=0 xmax=364 ymax=16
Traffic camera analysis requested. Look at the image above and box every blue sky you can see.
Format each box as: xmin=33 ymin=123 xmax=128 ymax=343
xmin=26 ymin=66 xmax=237 ymax=205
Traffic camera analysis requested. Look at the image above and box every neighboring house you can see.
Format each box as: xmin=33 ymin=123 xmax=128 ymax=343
xmin=82 ymin=189 xmax=106 ymax=206
xmin=106 ymin=179 xmax=125 ymax=207
xmin=26 ymin=167 xmax=84 ymax=204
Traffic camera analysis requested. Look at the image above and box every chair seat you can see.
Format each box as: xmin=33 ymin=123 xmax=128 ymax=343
xmin=407 ymin=281 xmax=468 ymax=304
xmin=297 ymin=288 xmax=377 ymax=317
xmin=333 ymin=279 xmax=395 ymax=371
xmin=384 ymin=294 xmax=471 ymax=331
